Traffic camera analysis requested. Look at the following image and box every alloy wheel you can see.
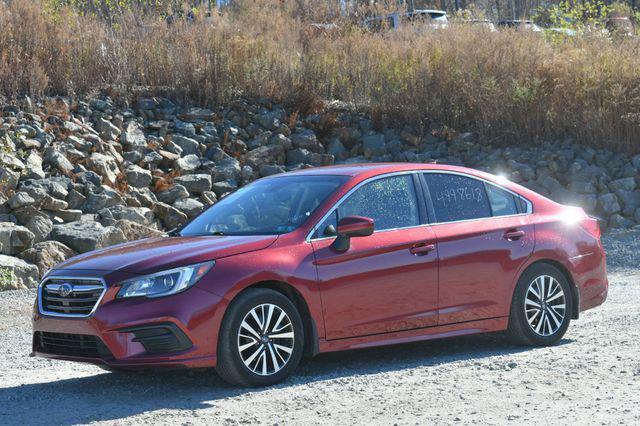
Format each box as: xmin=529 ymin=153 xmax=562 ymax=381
xmin=524 ymin=275 xmax=566 ymax=336
xmin=237 ymin=303 xmax=295 ymax=376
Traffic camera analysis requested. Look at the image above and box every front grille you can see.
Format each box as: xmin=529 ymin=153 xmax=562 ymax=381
xmin=39 ymin=278 xmax=105 ymax=317
xmin=36 ymin=332 xmax=112 ymax=358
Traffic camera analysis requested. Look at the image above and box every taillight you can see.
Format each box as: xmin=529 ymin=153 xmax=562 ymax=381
xmin=580 ymin=216 xmax=601 ymax=240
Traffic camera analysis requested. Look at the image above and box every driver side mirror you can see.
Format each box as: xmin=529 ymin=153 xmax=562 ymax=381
xmin=332 ymin=216 xmax=374 ymax=252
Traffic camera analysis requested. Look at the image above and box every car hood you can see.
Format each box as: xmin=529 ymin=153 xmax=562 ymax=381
xmin=54 ymin=235 xmax=278 ymax=275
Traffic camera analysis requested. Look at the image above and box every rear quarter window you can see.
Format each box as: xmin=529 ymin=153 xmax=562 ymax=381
xmin=485 ymin=183 xmax=520 ymax=216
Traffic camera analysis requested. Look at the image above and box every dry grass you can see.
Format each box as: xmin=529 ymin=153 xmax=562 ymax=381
xmin=1 ymin=0 xmax=640 ymax=152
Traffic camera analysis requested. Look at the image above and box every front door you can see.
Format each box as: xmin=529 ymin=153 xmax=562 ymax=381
xmin=310 ymin=174 xmax=439 ymax=340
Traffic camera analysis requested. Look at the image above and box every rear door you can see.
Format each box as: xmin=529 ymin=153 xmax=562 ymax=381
xmin=311 ymin=173 xmax=439 ymax=340
xmin=420 ymin=172 xmax=534 ymax=325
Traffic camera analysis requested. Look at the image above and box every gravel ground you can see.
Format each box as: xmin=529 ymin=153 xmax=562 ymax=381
xmin=1 ymin=230 xmax=639 ymax=425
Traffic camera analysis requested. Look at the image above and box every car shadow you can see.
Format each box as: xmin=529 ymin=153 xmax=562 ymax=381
xmin=0 ymin=334 xmax=574 ymax=425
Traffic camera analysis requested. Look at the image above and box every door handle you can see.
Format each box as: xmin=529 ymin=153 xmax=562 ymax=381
xmin=410 ymin=243 xmax=436 ymax=256
xmin=504 ymin=230 xmax=525 ymax=241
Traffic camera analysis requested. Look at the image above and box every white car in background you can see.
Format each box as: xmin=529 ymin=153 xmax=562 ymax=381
xmin=497 ymin=19 xmax=543 ymax=32
xmin=365 ymin=9 xmax=448 ymax=31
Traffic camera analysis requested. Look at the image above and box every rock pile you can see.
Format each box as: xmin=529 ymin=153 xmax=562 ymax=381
xmin=0 ymin=95 xmax=636 ymax=289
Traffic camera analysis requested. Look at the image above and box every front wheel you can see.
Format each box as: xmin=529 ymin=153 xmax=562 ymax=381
xmin=507 ymin=263 xmax=573 ymax=346
xmin=216 ymin=288 xmax=304 ymax=387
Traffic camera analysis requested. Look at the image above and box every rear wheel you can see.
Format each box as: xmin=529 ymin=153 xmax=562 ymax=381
xmin=507 ymin=263 xmax=573 ymax=346
xmin=216 ymin=288 xmax=304 ymax=387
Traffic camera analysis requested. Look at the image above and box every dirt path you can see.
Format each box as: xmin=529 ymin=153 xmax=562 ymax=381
xmin=1 ymin=231 xmax=639 ymax=425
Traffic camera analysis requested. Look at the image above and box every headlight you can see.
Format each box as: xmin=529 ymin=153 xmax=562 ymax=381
xmin=117 ymin=261 xmax=215 ymax=299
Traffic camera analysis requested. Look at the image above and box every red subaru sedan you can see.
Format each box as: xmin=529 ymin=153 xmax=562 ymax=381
xmin=32 ymin=164 xmax=608 ymax=386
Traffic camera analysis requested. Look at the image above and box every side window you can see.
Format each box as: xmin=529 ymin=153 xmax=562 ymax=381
xmin=338 ymin=175 xmax=420 ymax=231
xmin=424 ymin=173 xmax=492 ymax=223
xmin=517 ymin=197 xmax=529 ymax=213
xmin=485 ymin=183 xmax=519 ymax=216
xmin=314 ymin=210 xmax=338 ymax=238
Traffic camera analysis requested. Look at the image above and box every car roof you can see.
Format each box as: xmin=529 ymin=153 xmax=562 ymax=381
xmin=411 ymin=9 xmax=447 ymax=14
xmin=499 ymin=19 xmax=534 ymax=23
xmin=367 ymin=9 xmax=446 ymax=20
xmin=272 ymin=163 xmax=492 ymax=180
xmin=266 ymin=162 xmax=546 ymax=210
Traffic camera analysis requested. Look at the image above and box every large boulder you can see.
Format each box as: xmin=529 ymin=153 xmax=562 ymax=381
xmin=257 ymin=110 xmax=281 ymax=130
xmin=179 ymin=107 xmax=215 ymax=122
xmin=0 ymin=223 xmax=35 ymax=255
xmin=21 ymin=178 xmax=70 ymax=200
xmin=0 ymin=168 xmax=19 ymax=192
xmin=598 ymin=193 xmax=621 ymax=215
xmin=41 ymin=194 xmax=68 ymax=211
xmin=172 ymin=135 xmax=200 ymax=156
xmin=174 ymin=154 xmax=201 ymax=173
xmin=0 ymin=153 xmax=25 ymax=172
xmin=610 ymin=177 xmax=636 ymax=192
xmin=157 ymin=184 xmax=190 ymax=204
xmin=48 ymin=150 xmax=74 ymax=175
xmin=50 ymin=221 xmax=126 ymax=253
xmin=0 ymin=255 xmax=39 ymax=290
xmin=259 ymin=164 xmax=285 ymax=177
xmin=128 ymin=187 xmax=157 ymax=208
xmin=98 ymin=205 xmax=154 ymax=226
xmin=86 ymin=153 xmax=120 ymax=186
xmin=67 ymin=135 xmax=93 ymax=152
xmin=614 ymin=190 xmax=640 ymax=216
xmin=66 ymin=189 xmax=87 ymax=209
xmin=18 ymin=241 xmax=77 ymax=277
xmin=173 ymin=198 xmax=204 ymax=218
xmin=286 ymin=148 xmax=311 ymax=165
xmin=291 ymin=129 xmax=322 ymax=152
xmin=244 ymin=145 xmax=285 ymax=169
xmin=53 ymin=209 xmax=83 ymax=223
xmin=121 ymin=121 xmax=147 ymax=149
xmin=211 ymin=180 xmax=238 ymax=198
xmin=362 ymin=133 xmax=386 ymax=158
xmin=11 ymin=206 xmax=49 ymax=227
xmin=174 ymin=174 xmax=212 ymax=195
xmin=153 ymin=202 xmax=188 ymax=230
xmin=24 ymin=215 xmax=53 ymax=243
xmin=7 ymin=192 xmax=35 ymax=210
xmin=125 ymin=164 xmax=152 ymax=188
xmin=82 ymin=186 xmax=124 ymax=213
xmin=96 ymin=118 xmax=121 ymax=140
xmin=114 ymin=219 xmax=163 ymax=241
xmin=326 ymin=139 xmax=347 ymax=161
xmin=212 ymin=158 xmax=241 ymax=182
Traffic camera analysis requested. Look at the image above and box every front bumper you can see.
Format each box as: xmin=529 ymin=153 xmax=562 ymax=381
xmin=32 ymin=271 xmax=225 ymax=369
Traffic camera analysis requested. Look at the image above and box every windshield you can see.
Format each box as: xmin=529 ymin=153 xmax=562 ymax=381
xmin=179 ymin=175 xmax=348 ymax=236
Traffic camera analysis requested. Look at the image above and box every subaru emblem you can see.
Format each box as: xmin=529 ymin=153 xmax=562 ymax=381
xmin=59 ymin=283 xmax=73 ymax=297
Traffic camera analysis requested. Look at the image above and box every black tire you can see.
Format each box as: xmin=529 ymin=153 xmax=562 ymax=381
xmin=507 ymin=263 xmax=573 ymax=346
xmin=215 ymin=288 xmax=304 ymax=387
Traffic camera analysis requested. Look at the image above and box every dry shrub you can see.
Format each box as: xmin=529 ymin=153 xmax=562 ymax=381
xmin=114 ymin=171 xmax=129 ymax=194
xmin=152 ymin=169 xmax=181 ymax=193
xmin=316 ymin=111 xmax=340 ymax=139
xmin=287 ymin=111 xmax=299 ymax=129
xmin=1 ymin=1 xmax=640 ymax=152
xmin=289 ymin=85 xmax=325 ymax=117
xmin=371 ymin=107 xmax=384 ymax=133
